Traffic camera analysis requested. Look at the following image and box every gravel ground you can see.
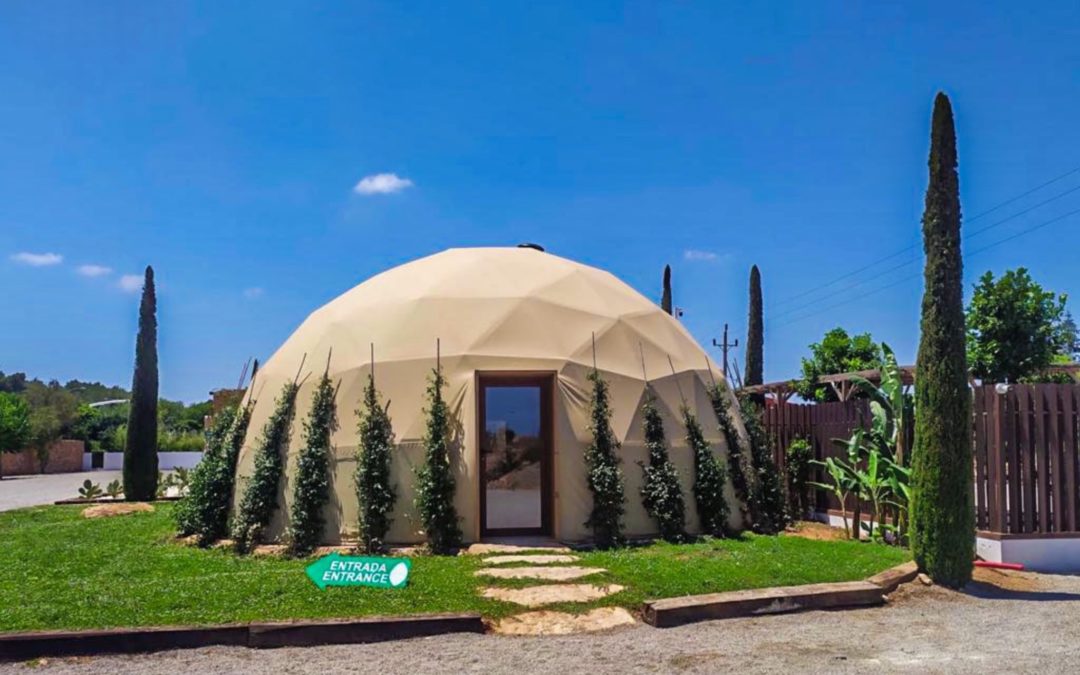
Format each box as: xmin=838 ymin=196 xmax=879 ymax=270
xmin=0 ymin=472 xmax=125 ymax=512
xmin=5 ymin=570 xmax=1080 ymax=674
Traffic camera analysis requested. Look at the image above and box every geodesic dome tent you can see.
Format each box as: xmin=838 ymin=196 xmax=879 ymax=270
xmin=232 ymin=246 xmax=747 ymax=544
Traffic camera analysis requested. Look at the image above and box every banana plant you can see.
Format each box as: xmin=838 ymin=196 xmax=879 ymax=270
xmin=849 ymin=343 xmax=913 ymax=466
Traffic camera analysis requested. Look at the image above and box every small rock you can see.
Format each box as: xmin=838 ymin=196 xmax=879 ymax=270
xmin=918 ymin=573 xmax=933 ymax=586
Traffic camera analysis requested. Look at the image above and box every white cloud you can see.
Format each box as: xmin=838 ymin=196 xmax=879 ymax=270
xmin=243 ymin=287 xmax=264 ymax=299
xmin=683 ymin=249 xmax=719 ymax=261
xmin=77 ymin=264 xmax=113 ymax=278
xmin=10 ymin=251 xmax=63 ymax=267
xmin=118 ymin=274 xmax=143 ymax=293
xmin=353 ymin=173 xmax=414 ymax=195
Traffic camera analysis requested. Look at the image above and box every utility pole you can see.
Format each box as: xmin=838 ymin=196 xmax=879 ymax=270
xmin=712 ymin=323 xmax=739 ymax=379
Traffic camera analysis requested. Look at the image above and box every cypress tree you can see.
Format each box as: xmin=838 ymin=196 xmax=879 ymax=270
xmin=233 ymin=379 xmax=300 ymax=554
xmin=683 ymin=406 xmax=729 ymax=537
xmin=584 ymin=369 xmax=626 ymax=548
xmin=910 ymin=92 xmax=973 ymax=587
xmin=638 ymin=391 xmax=686 ymax=542
xmin=661 ymin=265 xmax=673 ymax=315
xmin=355 ymin=369 xmax=396 ymax=553
xmin=415 ymin=364 xmax=462 ymax=554
xmin=124 ymin=266 xmax=159 ymax=501
xmin=746 ymin=265 xmax=764 ymax=396
xmin=288 ymin=371 xmax=337 ymax=557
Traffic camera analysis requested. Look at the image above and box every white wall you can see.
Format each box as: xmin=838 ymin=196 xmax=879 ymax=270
xmin=977 ymin=535 xmax=1080 ymax=574
xmin=93 ymin=452 xmax=204 ymax=471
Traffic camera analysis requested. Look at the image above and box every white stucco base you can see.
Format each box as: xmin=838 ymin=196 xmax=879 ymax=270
xmin=89 ymin=452 xmax=205 ymax=471
xmin=976 ymin=533 xmax=1080 ymax=574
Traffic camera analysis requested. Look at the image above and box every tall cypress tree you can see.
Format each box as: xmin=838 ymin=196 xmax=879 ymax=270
xmin=288 ymin=371 xmax=337 ymax=557
xmin=745 ymin=265 xmax=764 ymax=393
xmin=638 ymin=391 xmax=685 ymax=542
xmin=124 ymin=266 xmax=158 ymax=501
xmin=415 ymin=364 xmax=462 ymax=554
xmin=661 ymin=265 xmax=673 ymax=315
xmin=910 ymin=92 xmax=973 ymax=587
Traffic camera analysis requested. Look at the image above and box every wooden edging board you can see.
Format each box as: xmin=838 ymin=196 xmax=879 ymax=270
xmin=0 ymin=614 xmax=484 ymax=661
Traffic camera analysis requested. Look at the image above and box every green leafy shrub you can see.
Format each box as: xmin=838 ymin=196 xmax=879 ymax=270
xmin=738 ymin=397 xmax=788 ymax=534
xmin=174 ymin=407 xmax=237 ymax=537
xmin=288 ymin=372 xmax=338 ymax=557
xmin=683 ymin=406 xmax=729 ymax=537
xmin=708 ymin=384 xmax=757 ymax=525
xmin=233 ymin=380 xmax=300 ymax=554
xmin=637 ymin=391 xmax=685 ymax=543
xmin=785 ymin=438 xmax=813 ymax=519
xmin=355 ymin=372 xmax=396 ymax=553
xmin=583 ymin=369 xmax=626 ymax=548
xmin=414 ymin=365 xmax=461 ymax=554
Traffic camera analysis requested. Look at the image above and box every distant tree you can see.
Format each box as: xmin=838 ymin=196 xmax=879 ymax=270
xmin=0 ymin=372 xmax=28 ymax=394
xmin=661 ymin=265 xmax=673 ymax=315
xmin=638 ymin=391 xmax=685 ymax=543
xmin=355 ymin=369 xmax=397 ymax=554
xmin=0 ymin=393 xmax=31 ymax=479
xmin=124 ymin=266 xmax=159 ymax=501
xmin=745 ymin=265 xmax=764 ymax=404
xmin=415 ymin=363 xmax=462 ymax=554
xmin=795 ymin=328 xmax=883 ymax=402
xmin=583 ymin=369 xmax=626 ymax=548
xmin=288 ymin=370 xmax=337 ymax=557
xmin=966 ymin=267 xmax=1076 ymax=383
xmin=910 ymin=92 xmax=973 ymax=588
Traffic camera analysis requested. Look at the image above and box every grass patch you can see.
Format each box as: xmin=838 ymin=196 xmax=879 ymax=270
xmin=0 ymin=505 xmax=909 ymax=632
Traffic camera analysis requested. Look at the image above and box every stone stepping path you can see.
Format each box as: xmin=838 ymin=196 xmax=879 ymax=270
xmin=481 ymin=583 xmax=625 ymax=607
xmin=492 ymin=607 xmax=636 ymax=636
xmin=482 ymin=554 xmax=580 ymax=565
xmin=476 ymin=566 xmax=604 ymax=581
xmin=465 ymin=542 xmax=571 ymax=555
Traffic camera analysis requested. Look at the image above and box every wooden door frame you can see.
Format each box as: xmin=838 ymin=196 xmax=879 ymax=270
xmin=476 ymin=371 xmax=556 ymax=538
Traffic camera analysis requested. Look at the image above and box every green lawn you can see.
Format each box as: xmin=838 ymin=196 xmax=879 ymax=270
xmin=0 ymin=505 xmax=910 ymax=632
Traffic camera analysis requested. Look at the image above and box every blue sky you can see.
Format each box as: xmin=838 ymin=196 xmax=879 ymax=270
xmin=2 ymin=2 xmax=1079 ymax=402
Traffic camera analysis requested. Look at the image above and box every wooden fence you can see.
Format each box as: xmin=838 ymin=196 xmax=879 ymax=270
xmin=760 ymin=383 xmax=1080 ymax=535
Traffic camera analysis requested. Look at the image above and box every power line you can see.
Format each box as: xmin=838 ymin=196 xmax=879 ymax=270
xmin=767 ymin=180 xmax=1080 ymax=321
xmin=774 ymin=206 xmax=1080 ymax=327
xmin=769 ymin=165 xmax=1080 ymax=310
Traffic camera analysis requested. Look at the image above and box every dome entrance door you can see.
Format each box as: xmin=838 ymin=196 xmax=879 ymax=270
xmin=478 ymin=373 xmax=554 ymax=537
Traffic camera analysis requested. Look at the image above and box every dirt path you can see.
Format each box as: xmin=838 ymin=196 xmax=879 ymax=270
xmin=6 ymin=571 xmax=1080 ymax=674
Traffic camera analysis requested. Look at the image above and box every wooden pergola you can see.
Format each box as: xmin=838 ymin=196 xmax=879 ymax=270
xmin=739 ymin=363 xmax=1079 ymax=404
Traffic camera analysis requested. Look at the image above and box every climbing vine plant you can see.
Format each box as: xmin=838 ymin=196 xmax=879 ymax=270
xmin=232 ymin=379 xmax=300 ymax=554
xmin=684 ymin=405 xmax=729 ymax=537
xmin=355 ymin=370 xmax=396 ymax=554
xmin=287 ymin=371 xmax=338 ymax=557
xmin=638 ymin=390 xmax=686 ymax=542
xmin=175 ymin=405 xmax=236 ymax=537
xmin=738 ymin=395 xmax=788 ymax=534
xmin=584 ymin=368 xmax=626 ymax=548
xmin=708 ymin=383 xmax=758 ymax=525
xmin=415 ymin=363 xmax=462 ymax=554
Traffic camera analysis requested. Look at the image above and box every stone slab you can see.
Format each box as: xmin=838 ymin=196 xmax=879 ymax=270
xmin=465 ymin=542 xmax=571 ymax=555
xmin=481 ymin=583 xmax=625 ymax=607
xmin=482 ymin=554 xmax=580 ymax=565
xmin=492 ymin=608 xmax=636 ymax=636
xmin=476 ymin=566 xmax=603 ymax=581
xmin=643 ymin=580 xmax=884 ymax=628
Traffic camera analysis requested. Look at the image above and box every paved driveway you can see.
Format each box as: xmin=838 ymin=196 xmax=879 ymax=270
xmin=0 ymin=471 xmax=125 ymax=511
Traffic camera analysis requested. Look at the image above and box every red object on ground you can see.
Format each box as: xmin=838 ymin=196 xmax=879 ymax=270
xmin=975 ymin=560 xmax=1025 ymax=571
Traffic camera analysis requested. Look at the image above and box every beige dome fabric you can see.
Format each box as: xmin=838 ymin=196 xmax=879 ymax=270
xmin=233 ymin=246 xmax=747 ymax=544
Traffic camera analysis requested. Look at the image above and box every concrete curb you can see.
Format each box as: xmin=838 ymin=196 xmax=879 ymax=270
xmin=0 ymin=614 xmax=484 ymax=661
